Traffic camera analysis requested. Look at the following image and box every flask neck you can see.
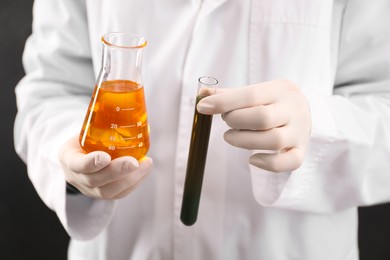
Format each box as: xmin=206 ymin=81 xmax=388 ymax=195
xmin=99 ymin=33 xmax=147 ymax=84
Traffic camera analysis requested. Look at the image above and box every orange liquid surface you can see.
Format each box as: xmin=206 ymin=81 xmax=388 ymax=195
xmin=79 ymin=80 xmax=150 ymax=160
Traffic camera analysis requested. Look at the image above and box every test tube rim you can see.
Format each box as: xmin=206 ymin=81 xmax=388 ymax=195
xmin=198 ymin=76 xmax=219 ymax=87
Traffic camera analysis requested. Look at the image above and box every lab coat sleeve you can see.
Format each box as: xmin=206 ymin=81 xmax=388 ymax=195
xmin=250 ymin=0 xmax=390 ymax=213
xmin=14 ymin=0 xmax=115 ymax=240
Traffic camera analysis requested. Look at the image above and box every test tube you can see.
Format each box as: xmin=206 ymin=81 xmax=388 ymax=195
xmin=180 ymin=76 xmax=218 ymax=226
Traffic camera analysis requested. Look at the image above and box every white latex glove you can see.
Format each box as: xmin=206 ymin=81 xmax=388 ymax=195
xmin=197 ymin=79 xmax=311 ymax=173
xmin=59 ymin=136 xmax=153 ymax=200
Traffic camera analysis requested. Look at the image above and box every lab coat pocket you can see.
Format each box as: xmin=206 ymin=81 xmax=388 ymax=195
xmin=249 ymin=0 xmax=334 ymax=93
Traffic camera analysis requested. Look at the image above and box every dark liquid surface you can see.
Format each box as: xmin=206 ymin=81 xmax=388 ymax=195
xmin=180 ymin=97 xmax=212 ymax=226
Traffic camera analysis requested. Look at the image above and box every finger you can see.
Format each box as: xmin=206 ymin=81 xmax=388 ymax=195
xmin=224 ymin=127 xmax=295 ymax=151
xmin=95 ymin=157 xmax=153 ymax=199
xmin=222 ymin=103 xmax=289 ymax=130
xmin=249 ymin=148 xmax=305 ymax=173
xmin=112 ymin=174 xmax=148 ymax=199
xmin=77 ymin=156 xmax=140 ymax=188
xmin=196 ymin=81 xmax=278 ymax=115
xmin=112 ymin=160 xmax=153 ymax=199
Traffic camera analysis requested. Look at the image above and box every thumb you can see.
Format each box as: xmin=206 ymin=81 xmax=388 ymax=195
xmin=67 ymin=151 xmax=112 ymax=173
xmin=60 ymin=137 xmax=111 ymax=173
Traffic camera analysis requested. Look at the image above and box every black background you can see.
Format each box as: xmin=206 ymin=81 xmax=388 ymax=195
xmin=0 ymin=0 xmax=69 ymax=259
xmin=0 ymin=0 xmax=390 ymax=259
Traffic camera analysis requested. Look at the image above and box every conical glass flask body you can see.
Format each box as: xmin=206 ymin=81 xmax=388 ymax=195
xmin=79 ymin=33 xmax=150 ymax=160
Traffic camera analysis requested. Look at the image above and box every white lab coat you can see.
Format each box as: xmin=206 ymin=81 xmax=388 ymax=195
xmin=14 ymin=0 xmax=390 ymax=259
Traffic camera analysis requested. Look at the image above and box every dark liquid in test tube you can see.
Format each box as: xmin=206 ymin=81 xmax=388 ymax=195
xmin=180 ymin=76 xmax=218 ymax=226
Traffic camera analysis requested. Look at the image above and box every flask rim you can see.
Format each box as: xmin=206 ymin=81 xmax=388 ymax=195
xmin=101 ymin=32 xmax=147 ymax=49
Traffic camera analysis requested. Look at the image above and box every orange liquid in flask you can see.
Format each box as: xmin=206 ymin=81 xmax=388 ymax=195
xmin=79 ymin=80 xmax=150 ymax=160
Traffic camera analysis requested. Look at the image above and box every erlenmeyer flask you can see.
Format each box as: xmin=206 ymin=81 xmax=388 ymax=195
xmin=79 ymin=32 xmax=150 ymax=160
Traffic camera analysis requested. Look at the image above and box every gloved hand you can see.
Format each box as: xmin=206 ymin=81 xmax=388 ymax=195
xmin=59 ymin=136 xmax=153 ymax=200
xmin=197 ymin=79 xmax=311 ymax=173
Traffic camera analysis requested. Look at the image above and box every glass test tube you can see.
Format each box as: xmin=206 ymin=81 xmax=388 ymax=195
xmin=180 ymin=76 xmax=218 ymax=226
